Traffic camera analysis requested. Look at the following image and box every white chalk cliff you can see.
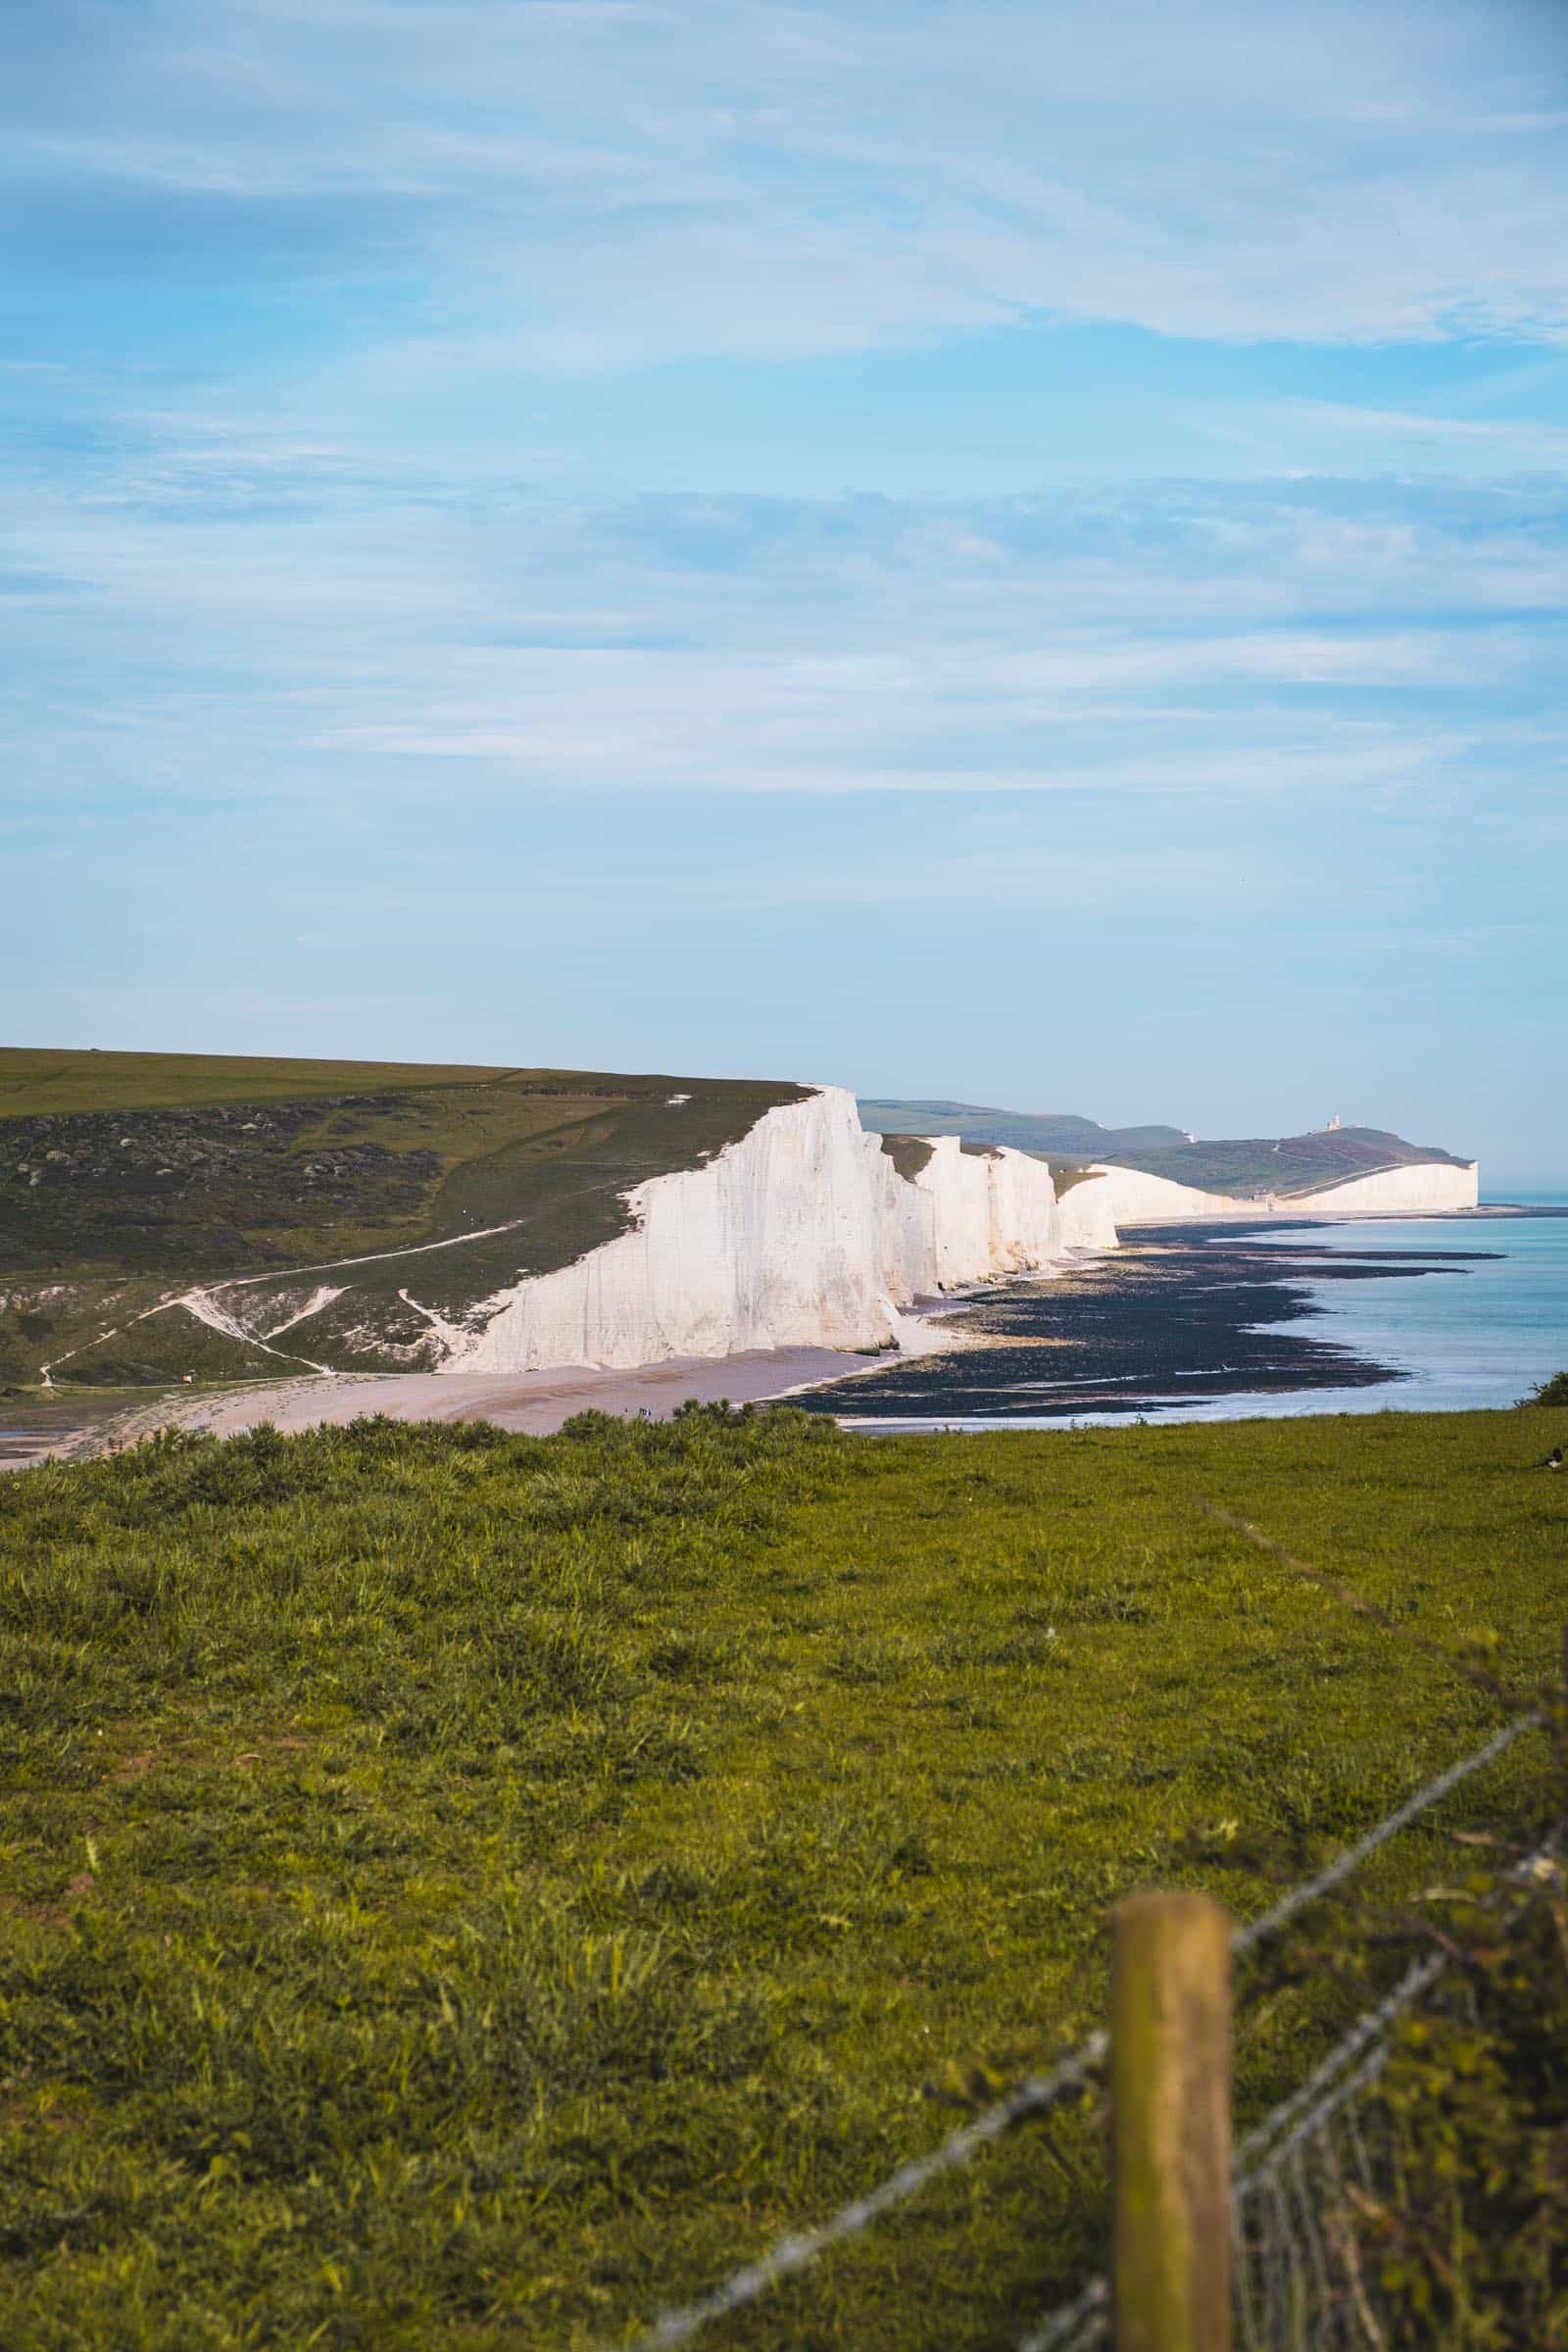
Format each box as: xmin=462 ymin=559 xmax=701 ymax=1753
xmin=424 ymin=1087 xmax=1104 ymax=1375
xmin=422 ymin=1095 xmax=1480 ymax=1374
xmin=168 ymin=1080 xmax=1488 ymax=1385
xmin=412 ymin=1095 xmax=1477 ymax=1377
xmin=172 ymin=1085 xmax=1479 ymax=1381
xmin=1089 ymin=1157 xmax=1479 ymax=1226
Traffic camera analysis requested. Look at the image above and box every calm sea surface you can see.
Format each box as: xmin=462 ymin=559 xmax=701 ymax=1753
xmin=834 ymin=1194 xmax=1568 ymax=1433
xmin=1211 ymin=1196 xmax=1568 ymax=1423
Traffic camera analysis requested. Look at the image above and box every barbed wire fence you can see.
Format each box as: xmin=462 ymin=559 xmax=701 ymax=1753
xmin=617 ymin=1709 xmax=1548 ymax=2352
xmin=1231 ymin=1816 xmax=1563 ymax=2352
xmin=626 ymin=2035 xmax=1110 ymax=2352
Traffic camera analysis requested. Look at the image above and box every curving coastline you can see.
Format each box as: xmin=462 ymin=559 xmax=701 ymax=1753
xmin=2 ymin=1081 xmax=1489 ymax=1465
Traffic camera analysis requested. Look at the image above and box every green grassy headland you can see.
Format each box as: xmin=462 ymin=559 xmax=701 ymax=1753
xmin=877 ymin=1134 xmax=935 ymax=1182
xmin=0 ymin=1049 xmax=513 ymax=1121
xmin=1 ymin=1402 xmax=1563 ymax=2350
xmin=0 ymin=1049 xmax=807 ymax=1386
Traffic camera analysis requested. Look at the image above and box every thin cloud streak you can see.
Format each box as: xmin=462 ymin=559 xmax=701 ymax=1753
xmin=5 ymin=0 xmax=1567 ymax=359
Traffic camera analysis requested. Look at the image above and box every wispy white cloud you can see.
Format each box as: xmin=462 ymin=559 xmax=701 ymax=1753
xmin=5 ymin=0 xmax=1566 ymax=362
xmin=1 ymin=0 xmax=1563 ymax=1160
xmin=3 ymin=464 xmax=1561 ymax=819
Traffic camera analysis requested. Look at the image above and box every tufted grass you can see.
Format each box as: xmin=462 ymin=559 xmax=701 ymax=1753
xmin=1 ymin=1400 xmax=1564 ymax=2349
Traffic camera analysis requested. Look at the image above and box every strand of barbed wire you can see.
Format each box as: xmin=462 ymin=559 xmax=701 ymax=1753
xmin=1231 ymin=1950 xmax=1445 ymax=2173
xmin=619 ymin=2034 xmax=1107 ymax=2352
xmin=1239 ymin=1808 xmax=1562 ymax=2180
xmin=1230 ymin=1821 xmax=1565 ymax=2352
xmin=1231 ymin=1712 xmax=1536 ymax=1956
xmin=1013 ymin=1784 xmax=1561 ymax=2352
xmin=1235 ymin=2047 xmax=1396 ymax=2352
xmin=611 ymin=1714 xmax=1542 ymax=2352
xmin=1014 ymin=2274 xmax=1109 ymax=2352
xmin=1238 ymin=2037 xmax=1395 ymax=2200
xmin=1018 ymin=1975 xmax=1431 ymax=2352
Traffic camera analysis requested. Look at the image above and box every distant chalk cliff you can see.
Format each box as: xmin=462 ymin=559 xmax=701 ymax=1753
xmin=1088 ymin=1157 xmax=1479 ymax=1224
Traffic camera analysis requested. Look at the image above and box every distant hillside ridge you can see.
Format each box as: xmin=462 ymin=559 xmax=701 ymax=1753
xmin=858 ymin=1100 xmax=1188 ymax=1156
xmin=859 ymin=1099 xmax=1475 ymax=1199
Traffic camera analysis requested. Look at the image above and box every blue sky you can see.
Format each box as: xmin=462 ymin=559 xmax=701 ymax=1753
xmin=5 ymin=0 xmax=1567 ymax=1177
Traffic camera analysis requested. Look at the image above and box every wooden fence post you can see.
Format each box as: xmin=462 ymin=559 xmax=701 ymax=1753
xmin=1111 ymin=1892 xmax=1233 ymax=2352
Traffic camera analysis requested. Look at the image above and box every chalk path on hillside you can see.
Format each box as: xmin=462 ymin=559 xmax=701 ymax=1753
xmin=38 ymin=1170 xmax=652 ymax=1385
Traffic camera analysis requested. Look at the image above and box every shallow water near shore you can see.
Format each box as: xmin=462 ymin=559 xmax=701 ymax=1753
xmin=0 ymin=1388 xmax=170 ymax=1467
xmin=814 ymin=1195 xmax=1568 ymax=1431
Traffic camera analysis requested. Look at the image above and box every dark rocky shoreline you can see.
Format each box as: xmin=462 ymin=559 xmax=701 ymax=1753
xmin=793 ymin=1221 xmax=1504 ymax=1424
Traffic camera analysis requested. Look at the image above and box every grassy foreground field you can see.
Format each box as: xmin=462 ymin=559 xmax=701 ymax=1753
xmin=1 ymin=1404 xmax=1564 ymax=2350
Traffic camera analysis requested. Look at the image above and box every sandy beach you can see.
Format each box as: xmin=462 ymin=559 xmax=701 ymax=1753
xmin=2 ymin=1298 xmax=977 ymax=1468
xmin=11 ymin=1215 xmax=1541 ymax=1464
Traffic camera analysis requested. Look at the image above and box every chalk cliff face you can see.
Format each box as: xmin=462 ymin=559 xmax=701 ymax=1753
xmin=147 ymin=1089 xmax=1479 ymax=1383
xmin=427 ymin=1087 xmax=891 ymax=1372
xmin=426 ymin=1089 xmax=1098 ymax=1375
xmin=1054 ymin=1175 xmax=1119 ymax=1251
xmin=867 ymin=1135 xmax=1064 ymax=1298
xmin=1089 ymin=1157 xmax=1480 ymax=1225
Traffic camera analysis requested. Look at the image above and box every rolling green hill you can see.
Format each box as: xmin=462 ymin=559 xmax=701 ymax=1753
xmin=860 ymin=1099 xmax=1473 ymax=1197
xmin=858 ymin=1100 xmax=1188 ymax=1156
xmin=0 ymin=1049 xmax=807 ymax=1387
xmin=1108 ymin=1125 xmax=1475 ymax=1195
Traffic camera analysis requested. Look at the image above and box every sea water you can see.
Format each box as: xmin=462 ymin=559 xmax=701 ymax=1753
xmin=1218 ymin=1197 xmax=1568 ymax=1421
xmin=852 ymin=1195 xmax=1568 ymax=1433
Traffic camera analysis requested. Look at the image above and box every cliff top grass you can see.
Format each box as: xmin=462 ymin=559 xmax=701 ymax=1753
xmin=2 ymin=1400 xmax=1563 ymax=2352
xmin=0 ymin=1050 xmax=809 ymax=1386
xmin=877 ymin=1133 xmax=935 ymax=1181
xmin=0 ymin=1048 xmax=510 ymax=1121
